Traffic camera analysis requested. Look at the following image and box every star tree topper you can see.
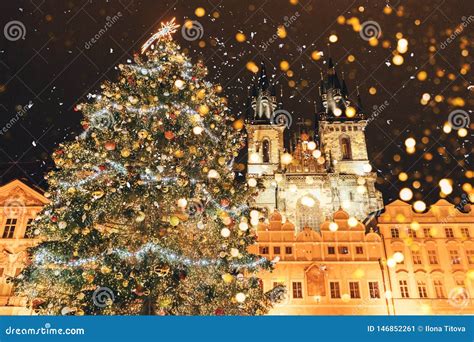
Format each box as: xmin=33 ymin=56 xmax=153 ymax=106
xmin=141 ymin=18 xmax=180 ymax=54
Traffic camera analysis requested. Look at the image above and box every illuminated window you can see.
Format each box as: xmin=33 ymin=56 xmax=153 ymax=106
xmin=433 ymin=280 xmax=445 ymax=298
xmin=339 ymin=246 xmax=349 ymax=254
xmin=407 ymin=229 xmax=417 ymax=238
xmin=368 ymin=281 xmax=380 ymax=298
xmin=423 ymin=228 xmax=432 ymax=238
xmin=461 ymin=227 xmax=470 ymax=238
xmin=412 ymin=250 xmax=422 ymax=264
xmin=445 ymin=228 xmax=454 ymax=238
xmin=2 ymin=218 xmax=17 ymax=239
xmin=340 ymin=136 xmax=352 ymax=160
xmin=330 ymin=282 xmax=341 ymax=298
xmin=449 ymin=250 xmax=461 ymax=265
xmin=24 ymin=218 xmax=34 ymax=238
xmin=399 ymin=280 xmax=409 ymax=298
xmin=417 ymin=281 xmax=428 ymax=298
xmin=428 ymin=250 xmax=438 ymax=264
xmin=292 ymin=282 xmax=303 ymax=299
xmin=262 ymin=139 xmax=270 ymax=163
xmin=349 ymin=282 xmax=360 ymax=298
xmin=296 ymin=196 xmax=321 ymax=231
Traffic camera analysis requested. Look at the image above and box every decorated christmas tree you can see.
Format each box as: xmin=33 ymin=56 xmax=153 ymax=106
xmin=14 ymin=19 xmax=283 ymax=315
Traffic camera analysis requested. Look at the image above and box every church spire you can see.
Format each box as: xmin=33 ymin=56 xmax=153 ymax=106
xmin=249 ymin=61 xmax=278 ymax=124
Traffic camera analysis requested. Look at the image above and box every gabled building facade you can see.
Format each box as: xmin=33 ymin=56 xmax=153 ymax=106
xmin=0 ymin=179 xmax=49 ymax=315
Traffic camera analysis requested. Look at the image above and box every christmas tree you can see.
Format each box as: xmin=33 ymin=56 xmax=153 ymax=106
xmin=14 ymin=19 xmax=283 ymax=315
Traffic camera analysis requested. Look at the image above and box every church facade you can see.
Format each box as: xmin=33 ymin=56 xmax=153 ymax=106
xmin=246 ymin=60 xmax=383 ymax=232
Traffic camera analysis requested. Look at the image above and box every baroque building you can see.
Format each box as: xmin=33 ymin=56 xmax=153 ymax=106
xmin=246 ymin=60 xmax=383 ymax=231
xmin=251 ymin=201 xmax=474 ymax=314
xmin=0 ymin=179 xmax=49 ymax=314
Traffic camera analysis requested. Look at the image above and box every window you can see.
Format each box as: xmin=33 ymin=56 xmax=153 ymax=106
xmin=2 ymin=218 xmax=17 ymax=238
xmin=461 ymin=228 xmax=470 ymax=238
xmin=407 ymin=229 xmax=417 ymax=238
xmin=445 ymin=228 xmax=454 ymax=238
xmin=339 ymin=246 xmax=349 ymax=254
xmin=423 ymin=228 xmax=432 ymax=238
xmin=327 ymin=246 xmax=335 ymax=255
xmin=417 ymin=281 xmax=428 ymax=298
xmin=412 ymin=250 xmax=422 ymax=265
xmin=273 ymin=246 xmax=281 ymax=254
xmin=349 ymin=282 xmax=361 ymax=298
xmin=356 ymin=246 xmax=364 ymax=254
xmin=273 ymin=281 xmax=284 ymax=289
xmin=24 ymin=218 xmax=34 ymax=238
xmin=368 ymin=282 xmax=380 ymax=298
xmin=262 ymin=139 xmax=270 ymax=163
xmin=428 ymin=250 xmax=438 ymax=264
xmin=449 ymin=250 xmax=461 ymax=265
xmin=433 ymin=280 xmax=445 ymax=298
xmin=391 ymin=228 xmax=399 ymax=238
xmin=340 ymin=137 xmax=352 ymax=160
xmin=292 ymin=282 xmax=303 ymax=299
xmin=285 ymin=246 xmax=293 ymax=254
xmin=330 ymin=282 xmax=341 ymax=298
xmin=466 ymin=250 xmax=474 ymax=264
xmin=259 ymin=246 xmax=269 ymax=254
xmin=296 ymin=196 xmax=321 ymax=231
xmin=399 ymin=280 xmax=409 ymax=298
xmin=0 ymin=268 xmax=3 ymax=277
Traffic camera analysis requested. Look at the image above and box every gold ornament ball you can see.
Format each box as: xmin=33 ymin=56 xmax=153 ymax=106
xmin=199 ymin=104 xmax=210 ymax=116
xmin=222 ymin=273 xmax=233 ymax=283
xmin=169 ymin=216 xmax=180 ymax=226
xmin=121 ymin=148 xmax=131 ymax=158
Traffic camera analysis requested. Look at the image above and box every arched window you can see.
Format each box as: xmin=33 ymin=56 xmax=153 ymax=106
xmin=340 ymin=136 xmax=352 ymax=160
xmin=296 ymin=195 xmax=321 ymax=232
xmin=262 ymin=139 xmax=270 ymax=163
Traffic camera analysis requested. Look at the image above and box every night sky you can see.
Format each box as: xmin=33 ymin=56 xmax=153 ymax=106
xmin=0 ymin=0 xmax=472 ymax=208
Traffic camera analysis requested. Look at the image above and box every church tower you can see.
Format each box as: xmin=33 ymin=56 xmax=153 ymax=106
xmin=246 ymin=62 xmax=286 ymax=176
xmin=315 ymin=58 xmax=383 ymax=218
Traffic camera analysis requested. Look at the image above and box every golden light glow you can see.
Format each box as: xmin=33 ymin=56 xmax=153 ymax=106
xmin=413 ymin=201 xmax=426 ymax=212
xmin=400 ymin=188 xmax=413 ymax=201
